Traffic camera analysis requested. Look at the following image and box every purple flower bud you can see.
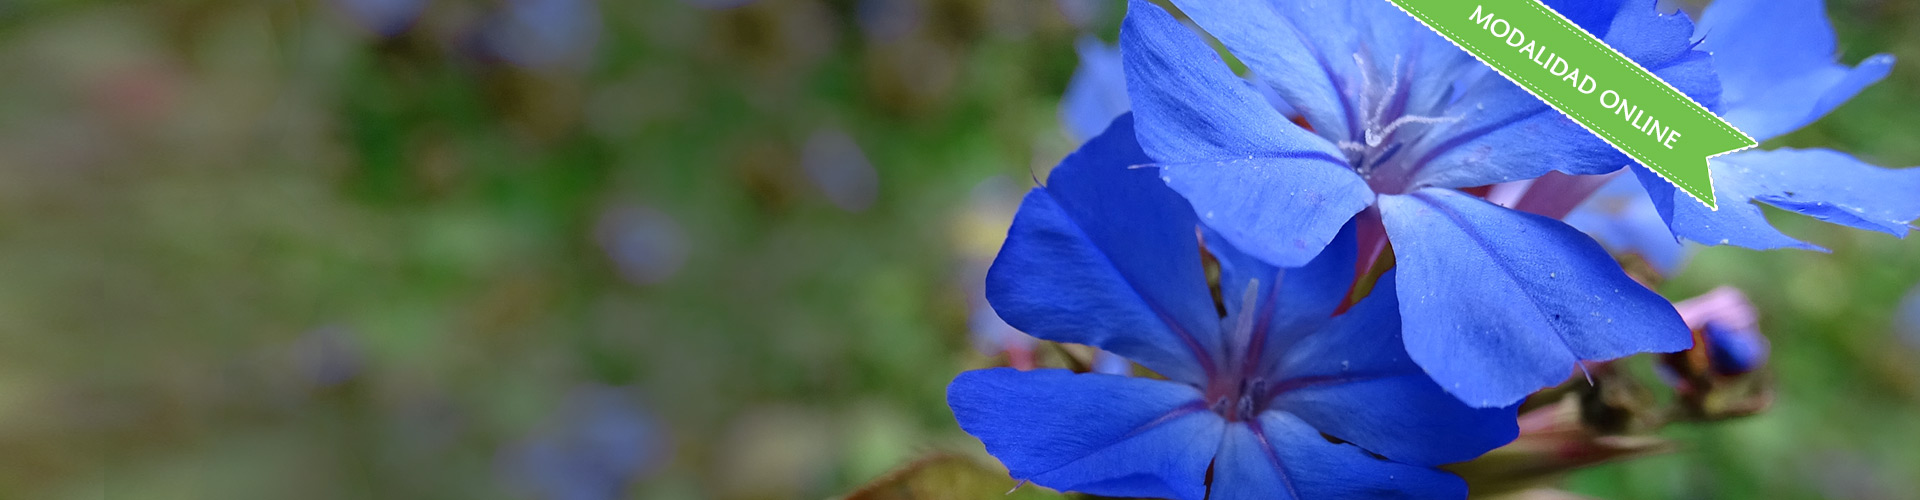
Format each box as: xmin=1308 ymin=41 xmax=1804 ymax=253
xmin=1672 ymin=287 xmax=1770 ymax=376
xmin=1704 ymin=322 xmax=1768 ymax=376
xmin=1674 ymin=287 xmax=1759 ymax=334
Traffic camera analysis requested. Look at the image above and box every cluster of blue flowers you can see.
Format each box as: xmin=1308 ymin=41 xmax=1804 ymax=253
xmin=949 ymin=0 xmax=1919 ymax=498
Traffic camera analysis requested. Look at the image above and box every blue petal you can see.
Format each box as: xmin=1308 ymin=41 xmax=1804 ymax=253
xmin=1711 ymin=150 xmax=1920 ymax=237
xmin=1266 ymin=272 xmax=1519 ymax=466
xmin=1404 ymin=0 xmax=1720 ymax=188
xmin=1643 ymin=149 xmax=1920 ymax=250
xmin=1379 ymin=188 xmax=1692 ymax=407
xmin=1157 ymin=0 xmax=1347 ymax=143
xmin=1122 ymin=0 xmax=1340 ymax=163
xmin=1539 ymin=0 xmax=1625 ymax=36
xmin=1209 ymin=412 xmax=1467 ymax=500
xmin=1167 ymin=0 xmax=1474 ymax=145
xmin=1246 ymin=77 xmax=1299 ymax=119
xmin=986 ymin=115 xmax=1223 ymax=384
xmin=948 ymin=368 xmax=1223 ymax=500
xmin=1564 ymin=174 xmax=1693 ymax=274
xmin=1632 ymin=163 xmax=1813 ymax=250
xmin=1697 ymin=0 xmax=1895 ymax=142
xmin=1060 ymin=36 xmax=1130 ymax=143
xmin=1159 ymin=159 xmax=1376 ymax=268
xmin=1122 ymin=0 xmax=1372 ymax=267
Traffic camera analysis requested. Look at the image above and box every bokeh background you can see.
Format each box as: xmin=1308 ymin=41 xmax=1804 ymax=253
xmin=0 ymin=0 xmax=1915 ymax=498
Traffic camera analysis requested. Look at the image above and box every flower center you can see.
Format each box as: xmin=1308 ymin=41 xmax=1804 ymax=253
xmin=1205 ymin=278 xmax=1275 ymax=422
xmin=1208 ymin=376 xmax=1271 ymax=422
xmin=1333 ymin=53 xmax=1454 ymax=195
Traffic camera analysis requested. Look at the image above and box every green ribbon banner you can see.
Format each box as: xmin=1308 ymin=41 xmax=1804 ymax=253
xmin=1388 ymin=0 xmax=1752 ymax=209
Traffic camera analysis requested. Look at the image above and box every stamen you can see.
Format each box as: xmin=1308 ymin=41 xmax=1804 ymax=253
xmin=1227 ymin=278 xmax=1260 ymax=364
xmin=1210 ymin=396 xmax=1233 ymax=417
xmin=1366 ymin=114 xmax=1459 ymax=147
xmin=1372 ymin=54 xmax=1403 ymax=125
xmin=1352 ymin=53 xmax=1373 ymax=103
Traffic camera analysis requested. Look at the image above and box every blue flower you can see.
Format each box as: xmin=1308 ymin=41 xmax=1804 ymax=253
xmin=1631 ymin=0 xmax=1920 ymax=251
xmin=948 ymin=115 xmax=1516 ymax=500
xmin=1119 ymin=0 xmax=1694 ymax=407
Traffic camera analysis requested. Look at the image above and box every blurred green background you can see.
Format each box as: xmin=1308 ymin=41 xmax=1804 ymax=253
xmin=0 ymin=0 xmax=1914 ymax=499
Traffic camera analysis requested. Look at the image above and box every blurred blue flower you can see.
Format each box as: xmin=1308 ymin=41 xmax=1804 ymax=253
xmin=1660 ymin=286 xmax=1769 ymax=382
xmin=595 ymin=204 xmax=690 ymax=286
xmin=1898 ymin=285 xmax=1920 ymax=352
xmin=331 ymin=0 xmax=425 ymax=37
xmin=857 ymin=0 xmax=923 ymax=43
xmin=1635 ymin=0 xmax=1920 ymax=251
xmin=681 ymin=0 xmax=757 ymax=10
xmin=1059 ymin=36 xmax=1128 ymax=143
xmin=948 ymin=116 xmax=1516 ymax=500
xmin=800 ymin=129 xmax=881 ymax=213
xmin=1703 ymin=322 xmax=1766 ymax=376
xmin=292 ymin=325 xmax=363 ymax=388
xmin=1565 ymin=173 xmax=1693 ymax=275
xmin=1055 ymin=0 xmax=1108 ymax=30
xmin=500 ymin=385 xmax=666 ymax=500
xmin=1058 ymin=35 xmax=1294 ymax=144
xmin=1121 ymin=0 xmax=1693 ymax=407
xmin=966 ymin=294 xmax=1033 ymax=358
xmin=480 ymin=0 xmax=600 ymax=70
xmin=965 ymin=261 xmax=1034 ymax=367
